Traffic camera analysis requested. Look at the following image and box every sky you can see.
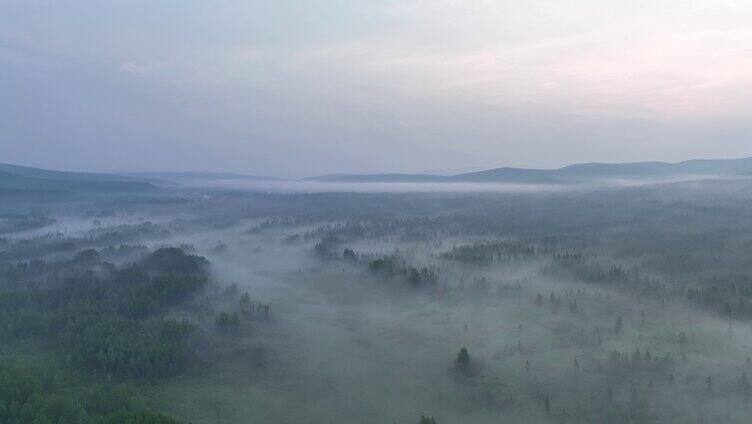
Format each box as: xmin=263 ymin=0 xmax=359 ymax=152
xmin=2 ymin=0 xmax=752 ymax=179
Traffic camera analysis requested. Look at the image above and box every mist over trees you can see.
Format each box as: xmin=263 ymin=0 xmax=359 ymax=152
xmin=3 ymin=173 xmax=752 ymax=423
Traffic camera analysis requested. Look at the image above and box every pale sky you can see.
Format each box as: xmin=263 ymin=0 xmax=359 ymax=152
xmin=2 ymin=1 xmax=752 ymax=178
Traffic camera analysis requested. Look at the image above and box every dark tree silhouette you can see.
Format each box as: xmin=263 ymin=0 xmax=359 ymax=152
xmin=418 ymin=416 xmax=437 ymax=424
xmin=455 ymin=347 xmax=471 ymax=375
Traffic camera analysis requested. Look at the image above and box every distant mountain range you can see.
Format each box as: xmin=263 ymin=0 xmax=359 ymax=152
xmin=0 ymin=164 xmax=159 ymax=193
xmin=3 ymin=157 xmax=752 ymax=194
xmin=304 ymin=157 xmax=752 ymax=184
xmin=0 ymin=165 xmax=286 ymax=194
xmin=119 ymin=171 xmax=281 ymax=182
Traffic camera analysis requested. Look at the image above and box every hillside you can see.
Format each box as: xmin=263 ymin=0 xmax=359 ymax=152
xmin=304 ymin=157 xmax=752 ymax=183
xmin=0 ymin=165 xmax=158 ymax=193
xmin=119 ymin=171 xmax=281 ymax=182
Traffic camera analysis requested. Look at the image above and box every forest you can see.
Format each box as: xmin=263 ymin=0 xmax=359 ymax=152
xmin=3 ymin=177 xmax=752 ymax=423
xmin=7 ymin=0 xmax=752 ymax=421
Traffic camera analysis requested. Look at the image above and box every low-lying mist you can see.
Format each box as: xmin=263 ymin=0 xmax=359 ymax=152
xmin=3 ymin=178 xmax=752 ymax=423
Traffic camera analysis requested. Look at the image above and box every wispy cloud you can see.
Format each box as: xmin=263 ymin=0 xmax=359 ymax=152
xmin=2 ymin=1 xmax=752 ymax=176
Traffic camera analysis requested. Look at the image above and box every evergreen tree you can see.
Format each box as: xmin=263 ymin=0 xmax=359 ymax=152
xmin=455 ymin=348 xmax=470 ymax=374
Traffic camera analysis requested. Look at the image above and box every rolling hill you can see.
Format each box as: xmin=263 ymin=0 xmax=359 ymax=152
xmin=304 ymin=157 xmax=752 ymax=184
xmin=0 ymin=164 xmax=159 ymax=193
xmin=118 ymin=171 xmax=282 ymax=183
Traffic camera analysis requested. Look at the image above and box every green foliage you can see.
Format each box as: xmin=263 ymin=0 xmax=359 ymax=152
xmin=96 ymin=411 xmax=184 ymax=424
xmin=313 ymin=237 xmax=339 ymax=259
xmin=368 ymin=257 xmax=397 ymax=276
xmin=686 ymin=276 xmax=752 ymax=318
xmin=139 ymin=247 xmax=209 ymax=276
xmin=0 ymin=247 xmax=208 ymax=379
xmin=0 ymin=361 xmax=186 ymax=424
xmin=65 ymin=317 xmax=195 ymax=378
xmin=0 ymin=214 xmax=55 ymax=235
xmin=405 ymin=266 xmax=437 ymax=287
xmin=440 ymin=240 xmax=544 ymax=265
xmin=238 ymin=294 xmax=270 ymax=321
xmin=342 ymin=248 xmax=358 ymax=261
xmin=215 ymin=312 xmax=240 ymax=334
xmin=368 ymin=256 xmax=437 ymax=287
xmin=455 ymin=347 xmax=470 ymax=374
xmin=543 ymin=254 xmax=668 ymax=299
xmin=418 ymin=416 xmax=437 ymax=424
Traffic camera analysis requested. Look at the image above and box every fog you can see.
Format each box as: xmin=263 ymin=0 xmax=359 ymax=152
xmin=140 ymin=173 xmax=726 ymax=194
xmin=171 ymin=179 xmax=570 ymax=194
xmin=4 ymin=177 xmax=752 ymax=423
xmin=5 ymin=1 xmax=752 ymax=422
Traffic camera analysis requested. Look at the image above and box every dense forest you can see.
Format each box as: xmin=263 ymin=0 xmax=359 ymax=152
xmin=6 ymin=1 xmax=752 ymax=421
xmin=4 ymin=177 xmax=752 ymax=423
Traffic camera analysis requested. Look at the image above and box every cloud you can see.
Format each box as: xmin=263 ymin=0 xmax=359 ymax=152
xmin=1 ymin=0 xmax=752 ymax=176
